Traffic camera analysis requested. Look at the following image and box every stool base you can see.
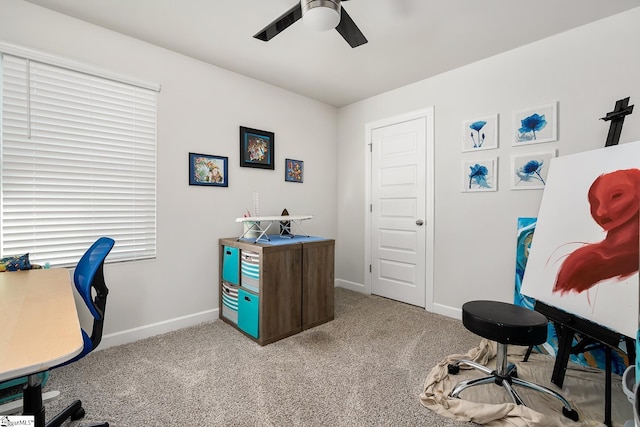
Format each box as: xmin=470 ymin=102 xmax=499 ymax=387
xmin=448 ymin=342 xmax=579 ymax=421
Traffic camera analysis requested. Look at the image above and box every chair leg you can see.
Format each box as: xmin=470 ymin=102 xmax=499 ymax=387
xmin=501 ymin=378 xmax=525 ymax=405
xmin=45 ymin=399 xmax=84 ymax=427
xmin=450 ymin=375 xmax=496 ymax=398
xmin=448 ymin=342 xmax=579 ymax=421
xmin=511 ymin=377 xmax=574 ymax=410
xmin=449 ymin=359 xmax=494 ymax=376
xmin=0 ymin=391 xmax=60 ymax=416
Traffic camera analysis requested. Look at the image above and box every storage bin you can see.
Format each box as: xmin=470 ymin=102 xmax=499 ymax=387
xmin=241 ymin=249 xmax=260 ymax=293
xmin=222 ymin=246 xmax=239 ymax=285
xmin=238 ymin=289 xmax=259 ymax=339
xmin=221 ymin=282 xmax=238 ymax=324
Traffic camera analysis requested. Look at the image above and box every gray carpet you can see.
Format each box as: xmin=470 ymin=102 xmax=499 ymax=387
xmin=43 ymin=287 xmax=481 ymax=426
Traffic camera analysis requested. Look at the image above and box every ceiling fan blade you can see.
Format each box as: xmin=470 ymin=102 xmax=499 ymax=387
xmin=335 ymin=6 xmax=367 ymax=48
xmin=254 ymin=3 xmax=303 ymax=42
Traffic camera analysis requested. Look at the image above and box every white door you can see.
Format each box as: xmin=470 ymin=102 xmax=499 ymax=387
xmin=368 ymin=113 xmax=432 ymax=308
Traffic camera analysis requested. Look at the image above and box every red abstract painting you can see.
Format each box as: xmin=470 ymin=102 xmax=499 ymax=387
xmin=553 ymin=168 xmax=640 ymax=295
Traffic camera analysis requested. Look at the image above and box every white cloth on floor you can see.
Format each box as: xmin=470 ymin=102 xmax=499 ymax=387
xmin=420 ymin=339 xmax=631 ymax=427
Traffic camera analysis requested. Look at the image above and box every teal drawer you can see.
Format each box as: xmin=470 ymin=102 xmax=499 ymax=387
xmin=238 ymin=289 xmax=259 ymax=339
xmin=222 ymin=246 xmax=239 ymax=285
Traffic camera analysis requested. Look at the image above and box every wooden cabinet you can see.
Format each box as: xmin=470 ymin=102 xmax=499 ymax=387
xmin=219 ymin=237 xmax=334 ymax=345
xmin=302 ymin=240 xmax=335 ymax=329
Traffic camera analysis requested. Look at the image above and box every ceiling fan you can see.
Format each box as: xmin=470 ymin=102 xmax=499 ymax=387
xmin=253 ymin=0 xmax=368 ymax=48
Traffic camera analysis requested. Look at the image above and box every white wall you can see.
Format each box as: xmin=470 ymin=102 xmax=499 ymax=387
xmin=336 ymin=8 xmax=640 ymax=318
xmin=3 ymin=1 xmax=640 ymax=345
xmin=0 ymin=0 xmax=338 ymax=346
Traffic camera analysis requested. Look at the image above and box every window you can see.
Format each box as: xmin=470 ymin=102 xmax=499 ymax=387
xmin=1 ymin=47 xmax=159 ymax=266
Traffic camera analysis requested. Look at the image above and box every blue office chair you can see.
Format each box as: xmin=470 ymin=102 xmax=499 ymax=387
xmin=0 ymin=237 xmax=114 ymax=426
xmin=45 ymin=236 xmax=114 ymax=427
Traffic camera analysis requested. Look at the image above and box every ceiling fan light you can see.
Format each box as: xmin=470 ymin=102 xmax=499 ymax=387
xmin=302 ymin=0 xmax=341 ymax=32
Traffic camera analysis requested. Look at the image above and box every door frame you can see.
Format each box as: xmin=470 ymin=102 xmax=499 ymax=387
xmin=364 ymin=107 xmax=435 ymax=311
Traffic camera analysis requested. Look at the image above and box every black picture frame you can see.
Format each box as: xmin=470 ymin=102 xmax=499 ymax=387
xmin=189 ymin=153 xmax=228 ymax=187
xmin=239 ymin=126 xmax=274 ymax=170
xmin=285 ymin=159 xmax=304 ymax=183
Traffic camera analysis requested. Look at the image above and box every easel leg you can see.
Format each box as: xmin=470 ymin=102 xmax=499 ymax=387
xmin=604 ymin=347 xmax=612 ymax=427
xmin=552 ymin=325 xmax=573 ymax=388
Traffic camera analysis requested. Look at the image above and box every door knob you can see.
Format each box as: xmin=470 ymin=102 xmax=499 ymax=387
xmin=416 ymin=219 xmax=424 ymax=226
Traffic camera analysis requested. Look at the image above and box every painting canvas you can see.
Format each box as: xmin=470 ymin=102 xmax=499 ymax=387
xmin=512 ymin=102 xmax=557 ymax=146
xmin=515 ymin=217 xmax=629 ymax=374
xmin=461 ymin=157 xmax=497 ymax=192
xmin=510 ymin=150 xmax=556 ymax=190
xmin=515 ymin=217 xmax=559 ymax=355
xmin=462 ymin=114 xmax=498 ymax=152
xmin=521 ymin=141 xmax=640 ymax=338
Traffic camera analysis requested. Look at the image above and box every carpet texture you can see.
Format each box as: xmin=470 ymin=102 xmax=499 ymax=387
xmin=42 ymin=288 xmax=478 ymax=426
xmin=38 ymin=288 xmax=632 ymax=426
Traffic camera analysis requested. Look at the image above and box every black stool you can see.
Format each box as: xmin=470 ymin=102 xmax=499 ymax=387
xmin=448 ymin=300 xmax=578 ymax=421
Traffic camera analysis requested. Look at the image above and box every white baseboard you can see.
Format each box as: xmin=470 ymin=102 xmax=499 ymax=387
xmin=97 ymin=290 xmax=461 ymax=350
xmin=335 ymin=278 xmax=365 ymax=292
xmin=336 ymin=278 xmax=462 ymax=322
xmin=99 ymin=308 xmax=219 ymax=350
xmin=432 ymin=303 xmax=462 ymax=321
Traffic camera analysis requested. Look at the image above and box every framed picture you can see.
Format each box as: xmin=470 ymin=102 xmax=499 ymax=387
xmin=462 ymin=114 xmax=498 ymax=152
xmin=462 ymin=157 xmax=498 ymax=192
xmin=285 ymin=159 xmax=304 ymax=183
xmin=510 ymin=150 xmax=556 ymax=190
xmin=188 ymin=153 xmax=228 ymax=187
xmin=239 ymin=126 xmax=274 ymax=169
xmin=512 ymin=102 xmax=558 ymax=146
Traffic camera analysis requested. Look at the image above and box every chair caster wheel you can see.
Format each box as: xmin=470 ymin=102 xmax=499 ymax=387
xmin=71 ymin=406 xmax=85 ymax=421
xmin=562 ymin=407 xmax=579 ymax=421
xmin=447 ymin=364 xmax=460 ymax=375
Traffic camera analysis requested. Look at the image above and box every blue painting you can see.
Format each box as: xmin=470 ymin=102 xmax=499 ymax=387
xmin=510 ymin=150 xmax=556 ymax=190
xmin=461 ymin=157 xmax=497 ymax=192
xmin=462 ymin=114 xmax=498 ymax=152
xmin=512 ymin=102 xmax=557 ymax=146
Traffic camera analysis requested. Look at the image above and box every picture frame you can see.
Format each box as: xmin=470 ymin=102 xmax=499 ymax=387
xmin=285 ymin=159 xmax=304 ymax=183
xmin=189 ymin=153 xmax=228 ymax=187
xmin=510 ymin=150 xmax=557 ymax=190
xmin=462 ymin=114 xmax=498 ymax=152
xmin=461 ymin=157 xmax=498 ymax=192
xmin=512 ymin=102 xmax=558 ymax=146
xmin=239 ymin=126 xmax=274 ymax=170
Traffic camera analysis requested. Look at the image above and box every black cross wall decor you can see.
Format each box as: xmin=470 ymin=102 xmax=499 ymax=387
xmin=601 ymin=97 xmax=634 ymax=147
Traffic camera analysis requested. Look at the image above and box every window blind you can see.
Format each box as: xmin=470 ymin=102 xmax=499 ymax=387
xmin=1 ymin=54 xmax=157 ymax=266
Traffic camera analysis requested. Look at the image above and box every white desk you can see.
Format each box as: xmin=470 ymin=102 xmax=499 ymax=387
xmin=0 ymin=268 xmax=83 ymax=424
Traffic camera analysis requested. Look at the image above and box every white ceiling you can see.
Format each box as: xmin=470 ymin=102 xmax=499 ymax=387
xmin=23 ymin=0 xmax=640 ymax=107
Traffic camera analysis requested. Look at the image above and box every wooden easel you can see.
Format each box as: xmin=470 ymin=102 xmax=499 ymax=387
xmin=534 ymin=97 xmax=635 ymax=427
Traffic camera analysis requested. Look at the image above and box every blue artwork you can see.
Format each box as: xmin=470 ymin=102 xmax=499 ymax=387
xmin=511 ymin=150 xmax=555 ymax=190
xmin=469 ymin=120 xmax=487 ymax=148
xmin=468 ymin=164 xmax=489 ymax=189
xmin=512 ymin=102 xmax=557 ymax=146
xmin=462 ymin=114 xmax=498 ymax=152
xmin=515 ymin=217 xmax=537 ymax=310
xmin=517 ymin=113 xmax=547 ymax=142
xmin=462 ymin=158 xmax=497 ymax=192
xmin=516 ymin=159 xmax=546 ymax=185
